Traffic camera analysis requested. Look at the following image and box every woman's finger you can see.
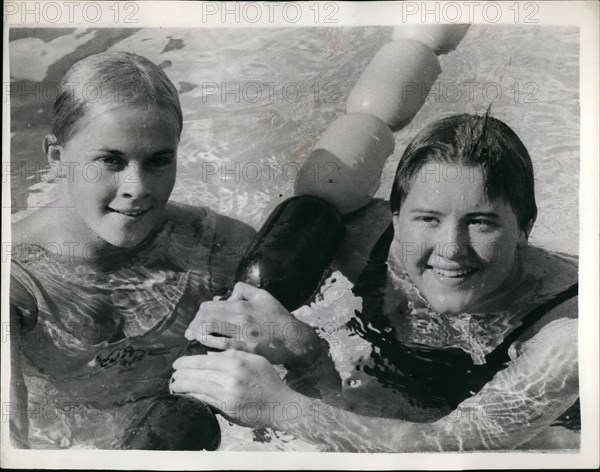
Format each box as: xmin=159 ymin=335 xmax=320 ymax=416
xmin=170 ymin=376 xmax=223 ymax=400
xmin=186 ymin=301 xmax=247 ymax=338
xmin=184 ymin=392 xmax=221 ymax=410
xmin=197 ymin=334 xmax=244 ymax=351
xmin=186 ymin=317 xmax=242 ymax=341
xmin=171 ymin=368 xmax=230 ymax=387
xmin=173 ymin=352 xmax=240 ymax=370
xmin=198 ymin=299 xmax=248 ymax=316
xmin=219 ymin=348 xmax=255 ymax=359
xmin=228 ymin=281 xmax=267 ymax=302
xmin=192 ymin=319 xmax=239 ymax=340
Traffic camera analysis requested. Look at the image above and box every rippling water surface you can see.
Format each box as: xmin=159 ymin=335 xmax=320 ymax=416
xmin=9 ymin=25 xmax=580 ymax=450
xmin=10 ymin=25 xmax=579 ymax=253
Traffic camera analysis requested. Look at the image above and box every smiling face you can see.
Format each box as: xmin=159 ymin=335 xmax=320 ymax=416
xmin=50 ymin=105 xmax=179 ymax=248
xmin=393 ymin=163 xmax=527 ymax=314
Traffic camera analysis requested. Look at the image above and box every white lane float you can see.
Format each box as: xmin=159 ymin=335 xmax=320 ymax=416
xmin=294 ymin=24 xmax=470 ymax=216
xmin=346 ymin=39 xmax=442 ymax=131
xmin=391 ymin=24 xmax=470 ymax=55
xmin=295 ymin=113 xmax=395 ymax=215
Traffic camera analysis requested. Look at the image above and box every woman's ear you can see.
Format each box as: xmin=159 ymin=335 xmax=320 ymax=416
xmin=518 ymin=219 xmax=535 ymax=248
xmin=43 ymin=134 xmax=65 ymax=181
xmin=42 ymin=134 xmax=60 ymax=164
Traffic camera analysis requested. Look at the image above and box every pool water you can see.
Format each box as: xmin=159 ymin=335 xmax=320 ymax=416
xmin=9 ymin=25 xmax=580 ymax=451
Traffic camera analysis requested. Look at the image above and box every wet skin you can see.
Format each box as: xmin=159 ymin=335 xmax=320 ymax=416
xmin=392 ymin=164 xmax=528 ymax=314
xmin=46 ymin=105 xmax=180 ymax=252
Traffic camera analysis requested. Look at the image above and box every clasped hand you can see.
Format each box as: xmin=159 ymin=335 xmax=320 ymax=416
xmin=172 ymin=283 xmax=320 ymax=428
xmin=185 ymin=282 xmax=321 ymax=366
xmin=171 ymin=349 xmax=300 ymax=428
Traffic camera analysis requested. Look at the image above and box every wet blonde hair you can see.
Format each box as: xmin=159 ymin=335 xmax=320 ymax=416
xmin=51 ymin=51 xmax=182 ymax=144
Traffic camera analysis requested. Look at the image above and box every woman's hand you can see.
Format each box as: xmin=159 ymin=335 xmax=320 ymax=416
xmin=186 ymin=282 xmax=322 ymax=367
xmin=171 ymin=350 xmax=300 ymax=428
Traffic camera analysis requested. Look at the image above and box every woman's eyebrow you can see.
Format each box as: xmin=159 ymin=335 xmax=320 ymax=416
xmin=93 ymin=148 xmax=124 ymax=155
xmin=465 ymin=211 xmax=500 ymax=218
xmin=410 ymin=208 xmax=444 ymax=215
xmin=91 ymin=148 xmax=176 ymax=156
xmin=150 ymin=149 xmax=176 ymax=156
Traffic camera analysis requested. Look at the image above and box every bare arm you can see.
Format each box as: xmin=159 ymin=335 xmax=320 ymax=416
xmin=271 ymin=300 xmax=579 ymax=451
xmin=174 ymin=298 xmax=578 ymax=451
xmin=9 ymin=276 xmax=38 ymax=448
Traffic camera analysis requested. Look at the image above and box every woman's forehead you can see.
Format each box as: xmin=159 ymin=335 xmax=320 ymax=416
xmin=403 ymin=165 xmax=515 ymax=214
xmin=69 ymin=102 xmax=181 ymax=139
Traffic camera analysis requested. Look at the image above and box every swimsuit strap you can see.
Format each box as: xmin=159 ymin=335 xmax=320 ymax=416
xmin=484 ymin=283 xmax=578 ymax=366
xmin=364 ymin=223 xmax=579 ymax=371
xmin=368 ymin=223 xmax=394 ymax=264
xmin=482 ymin=282 xmax=580 ymax=432
xmin=352 ymin=227 xmax=579 ymax=416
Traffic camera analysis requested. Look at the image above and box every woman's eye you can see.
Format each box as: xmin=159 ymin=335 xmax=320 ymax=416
xmin=97 ymin=156 xmax=125 ymax=169
xmin=146 ymin=156 xmax=174 ymax=169
xmin=415 ymin=216 xmax=439 ymax=226
xmin=470 ymin=219 xmax=495 ymax=231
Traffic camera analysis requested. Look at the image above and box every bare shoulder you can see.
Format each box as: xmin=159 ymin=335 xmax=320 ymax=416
xmin=521 ymin=246 xmax=578 ymax=289
xmin=165 ymin=202 xmax=256 ymax=245
xmin=12 ymin=209 xmax=57 ymax=245
xmin=213 ymin=212 xmax=256 ymax=246
xmin=164 ymin=201 xmax=207 ymax=226
xmin=515 ymin=245 xmax=579 ymax=348
xmin=533 ymin=298 xmax=578 ymax=344
xmin=520 ymin=296 xmax=578 ymax=360
xmin=10 ymin=214 xmax=46 ymax=325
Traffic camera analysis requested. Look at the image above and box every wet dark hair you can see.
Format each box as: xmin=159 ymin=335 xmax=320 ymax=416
xmin=51 ymin=51 xmax=183 ymax=144
xmin=390 ymin=113 xmax=537 ymax=232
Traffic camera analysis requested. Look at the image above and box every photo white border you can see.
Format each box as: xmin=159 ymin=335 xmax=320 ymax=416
xmin=2 ymin=1 xmax=598 ymax=469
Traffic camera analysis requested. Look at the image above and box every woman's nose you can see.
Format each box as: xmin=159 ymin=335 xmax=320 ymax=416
xmin=118 ymin=164 xmax=150 ymax=200
xmin=438 ymin=222 xmax=469 ymax=260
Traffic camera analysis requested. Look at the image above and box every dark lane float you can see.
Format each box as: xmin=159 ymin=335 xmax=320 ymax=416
xmin=119 ymin=395 xmax=221 ymax=451
xmin=235 ymin=195 xmax=344 ymax=311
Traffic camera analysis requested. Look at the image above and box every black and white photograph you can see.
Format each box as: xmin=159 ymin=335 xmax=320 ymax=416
xmin=2 ymin=1 xmax=598 ymax=469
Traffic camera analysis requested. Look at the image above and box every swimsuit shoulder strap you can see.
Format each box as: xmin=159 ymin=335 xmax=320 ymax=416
xmin=485 ymin=283 xmax=578 ymax=366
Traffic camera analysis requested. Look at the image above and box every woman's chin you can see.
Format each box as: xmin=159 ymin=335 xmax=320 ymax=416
xmin=95 ymin=229 xmax=151 ymax=249
xmin=95 ymin=219 xmax=161 ymax=249
xmin=109 ymin=239 xmax=143 ymax=249
xmin=427 ymin=295 xmax=477 ymax=315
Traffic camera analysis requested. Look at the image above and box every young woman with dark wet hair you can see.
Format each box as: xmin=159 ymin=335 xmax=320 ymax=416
xmin=173 ymin=113 xmax=579 ymax=451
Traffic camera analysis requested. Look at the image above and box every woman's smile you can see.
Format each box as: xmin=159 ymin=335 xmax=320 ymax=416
xmin=427 ymin=264 xmax=478 ymax=281
xmin=393 ymin=164 xmax=526 ymax=314
xmin=108 ymin=206 xmax=153 ymax=218
xmin=55 ymin=105 xmax=179 ymax=249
